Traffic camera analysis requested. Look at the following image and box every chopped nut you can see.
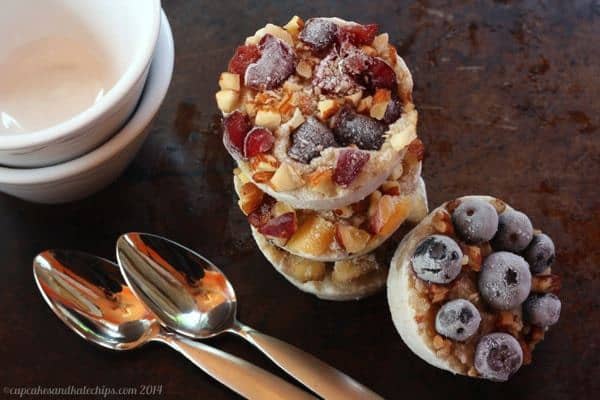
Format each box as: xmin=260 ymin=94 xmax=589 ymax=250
xmin=496 ymin=311 xmax=523 ymax=337
xmin=529 ymin=326 xmax=545 ymax=346
xmin=270 ymin=163 xmax=304 ymax=191
xmin=283 ymin=15 xmax=304 ymax=37
xmin=480 ymin=242 xmax=493 ymax=257
xmin=283 ymin=80 xmax=304 ymax=92
xmin=432 ymin=209 xmax=454 ymax=235
xmin=372 ymin=33 xmax=389 ymax=55
xmin=296 ymin=60 xmax=313 ymax=79
xmin=429 ymin=284 xmax=450 ymax=304
xmin=345 ymin=90 xmax=363 ymax=107
xmin=368 ymin=190 xmax=383 ymax=217
xmin=317 ymin=99 xmax=340 ymax=121
xmin=381 ymin=181 xmax=400 ymax=196
xmin=305 ymin=168 xmax=336 ymax=196
xmin=531 ymin=274 xmax=561 ymax=294
xmin=215 ymin=90 xmax=239 ymax=113
xmin=287 ymin=108 xmax=306 ymax=130
xmin=432 ymin=335 xmax=446 ymax=350
xmin=253 ymin=171 xmax=275 ymax=183
xmin=357 ymin=96 xmax=373 ymax=113
xmin=249 ymin=154 xmax=279 ymax=172
xmin=387 ymin=44 xmax=398 ymax=66
xmin=370 ymin=89 xmax=392 ymax=120
xmin=218 ymin=72 xmax=240 ymax=91
xmin=461 ymin=244 xmax=482 ymax=271
xmin=255 ymin=110 xmax=282 ymax=130
xmin=360 ymin=45 xmax=377 ymax=57
xmin=491 ymin=198 xmax=507 ymax=213
xmin=445 ymin=199 xmax=461 ymax=213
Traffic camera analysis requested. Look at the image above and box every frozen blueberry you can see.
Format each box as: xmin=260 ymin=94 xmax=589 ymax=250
xmin=288 ymin=117 xmax=338 ymax=164
xmin=452 ymin=198 xmax=499 ymax=244
xmin=523 ymin=293 xmax=561 ymax=327
xmin=492 ymin=209 xmax=533 ymax=252
xmin=474 ymin=333 xmax=523 ymax=381
xmin=411 ymin=235 xmax=463 ymax=284
xmin=332 ymin=106 xmax=386 ymax=150
xmin=299 ymin=18 xmax=338 ymax=52
xmin=478 ymin=252 xmax=531 ymax=310
xmin=435 ymin=299 xmax=481 ymax=341
xmin=524 ymin=233 xmax=555 ymax=274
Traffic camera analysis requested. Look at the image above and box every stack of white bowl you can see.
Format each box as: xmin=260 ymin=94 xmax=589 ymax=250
xmin=0 ymin=0 xmax=174 ymax=203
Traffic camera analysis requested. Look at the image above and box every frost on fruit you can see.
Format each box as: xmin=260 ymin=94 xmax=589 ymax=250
xmin=338 ymin=23 xmax=379 ymax=46
xmin=333 ymin=106 xmax=386 ymax=150
xmin=223 ymin=111 xmax=252 ymax=159
xmin=288 ymin=117 xmax=338 ymax=164
xmin=245 ymin=34 xmax=296 ymax=91
xmin=299 ymin=18 xmax=338 ymax=52
xmin=244 ymin=127 xmax=275 ymax=158
xmin=228 ymin=44 xmax=261 ymax=78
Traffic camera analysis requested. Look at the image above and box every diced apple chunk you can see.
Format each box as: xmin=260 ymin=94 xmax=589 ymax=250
xmin=270 ymin=163 xmax=304 ymax=191
xmin=286 ymin=256 xmax=326 ymax=282
xmin=216 ymin=90 xmax=239 ymax=113
xmin=335 ymin=224 xmax=371 ymax=253
xmin=237 ymin=182 xmax=264 ymax=215
xmin=369 ymin=195 xmax=410 ymax=236
xmin=255 ymin=110 xmax=282 ymax=130
xmin=317 ymin=99 xmax=340 ymax=121
xmin=218 ymin=72 xmax=240 ymax=91
xmin=286 ymin=215 xmax=335 ymax=256
xmin=305 ymin=169 xmax=336 ymax=196
xmin=283 ymin=16 xmax=304 ymax=37
xmin=287 ymin=108 xmax=305 ymax=130
xmin=332 ymin=256 xmax=378 ymax=283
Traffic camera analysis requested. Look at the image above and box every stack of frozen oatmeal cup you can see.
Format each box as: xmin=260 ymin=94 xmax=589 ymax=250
xmin=216 ymin=16 xmax=428 ymax=300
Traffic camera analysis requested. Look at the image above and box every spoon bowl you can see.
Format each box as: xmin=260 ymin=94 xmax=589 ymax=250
xmin=33 ymin=250 xmax=156 ymax=350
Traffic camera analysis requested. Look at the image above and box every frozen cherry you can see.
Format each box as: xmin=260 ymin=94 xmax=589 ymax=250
xmin=474 ymin=333 xmax=523 ymax=382
xmin=223 ymin=111 xmax=252 ymax=159
xmin=258 ymin=212 xmax=297 ymax=240
xmin=340 ymin=42 xmax=372 ymax=76
xmin=247 ymin=196 xmax=276 ymax=228
xmin=492 ymin=209 xmax=534 ymax=252
xmin=524 ymin=233 xmax=555 ymax=274
xmin=383 ymin=96 xmax=402 ymax=124
xmin=522 ymin=293 xmax=561 ymax=327
xmin=228 ymin=44 xmax=261 ymax=77
xmin=313 ymin=49 xmax=362 ymax=95
xmin=411 ymin=235 xmax=463 ymax=284
xmin=244 ymin=127 xmax=275 ymax=158
xmin=478 ymin=252 xmax=531 ymax=310
xmin=245 ymin=34 xmax=295 ymax=91
xmin=362 ymin=58 xmax=397 ymax=91
xmin=299 ymin=18 xmax=338 ymax=52
xmin=452 ymin=198 xmax=499 ymax=244
xmin=288 ymin=117 xmax=337 ymax=164
xmin=338 ymin=23 xmax=378 ymax=46
xmin=435 ymin=299 xmax=481 ymax=341
xmin=333 ymin=149 xmax=370 ymax=186
xmin=333 ymin=106 xmax=386 ymax=150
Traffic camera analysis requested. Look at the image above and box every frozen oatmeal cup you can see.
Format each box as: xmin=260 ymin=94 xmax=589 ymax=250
xmin=216 ymin=16 xmax=418 ymax=210
xmin=233 ymin=145 xmax=427 ymax=261
xmin=387 ymin=196 xmax=561 ymax=381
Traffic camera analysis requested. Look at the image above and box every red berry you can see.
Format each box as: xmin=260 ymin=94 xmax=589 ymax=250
xmin=244 ymin=127 xmax=275 ymax=158
xmin=248 ymin=196 xmax=276 ymax=228
xmin=333 ymin=149 xmax=370 ymax=186
xmin=364 ymin=58 xmax=396 ymax=90
xmin=228 ymin=44 xmax=261 ymax=77
xmin=245 ymin=34 xmax=295 ymax=91
xmin=223 ymin=111 xmax=252 ymax=159
xmin=258 ymin=212 xmax=297 ymax=240
xmin=339 ymin=23 xmax=378 ymax=46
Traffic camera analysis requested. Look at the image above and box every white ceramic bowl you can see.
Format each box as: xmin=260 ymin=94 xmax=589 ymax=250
xmin=0 ymin=11 xmax=174 ymax=204
xmin=0 ymin=0 xmax=161 ymax=167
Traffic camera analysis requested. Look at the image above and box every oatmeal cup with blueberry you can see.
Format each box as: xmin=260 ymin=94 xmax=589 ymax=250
xmin=233 ymin=140 xmax=427 ymax=261
xmin=387 ymin=196 xmax=561 ymax=381
xmin=216 ymin=16 xmax=418 ymax=210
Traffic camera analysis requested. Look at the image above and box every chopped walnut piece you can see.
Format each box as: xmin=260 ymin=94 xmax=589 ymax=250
xmin=531 ymin=274 xmax=561 ymax=294
xmin=461 ymin=244 xmax=482 ymax=271
xmin=432 ymin=209 xmax=454 ymax=235
xmin=491 ymin=198 xmax=507 ymax=213
xmin=445 ymin=199 xmax=461 ymax=213
xmin=253 ymin=171 xmax=275 ymax=183
xmin=496 ymin=311 xmax=523 ymax=337
xmin=429 ymin=284 xmax=450 ymax=304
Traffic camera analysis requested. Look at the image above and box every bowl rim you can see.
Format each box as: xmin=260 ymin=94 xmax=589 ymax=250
xmin=0 ymin=10 xmax=174 ymax=185
xmin=0 ymin=0 xmax=162 ymax=150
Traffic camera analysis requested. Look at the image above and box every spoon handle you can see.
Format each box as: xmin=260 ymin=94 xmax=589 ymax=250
xmin=155 ymin=333 xmax=316 ymax=400
xmin=232 ymin=323 xmax=383 ymax=400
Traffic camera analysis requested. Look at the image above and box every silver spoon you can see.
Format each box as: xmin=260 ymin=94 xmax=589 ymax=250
xmin=33 ymin=249 xmax=315 ymax=400
xmin=116 ymin=232 xmax=383 ymax=400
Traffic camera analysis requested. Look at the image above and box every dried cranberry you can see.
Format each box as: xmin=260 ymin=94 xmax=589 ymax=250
xmin=245 ymin=34 xmax=295 ymax=91
xmin=338 ymin=23 xmax=378 ymax=46
xmin=228 ymin=45 xmax=261 ymax=77
xmin=299 ymin=18 xmax=338 ymax=52
xmin=333 ymin=149 xmax=370 ymax=186
xmin=223 ymin=111 xmax=252 ymax=159
xmin=244 ymin=127 xmax=275 ymax=158
xmin=333 ymin=106 xmax=386 ymax=150
xmin=340 ymin=42 xmax=372 ymax=76
xmin=258 ymin=212 xmax=298 ymax=240
xmin=288 ymin=117 xmax=338 ymax=164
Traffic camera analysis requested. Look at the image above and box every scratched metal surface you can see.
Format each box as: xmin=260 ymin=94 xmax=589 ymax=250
xmin=0 ymin=1 xmax=598 ymax=399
